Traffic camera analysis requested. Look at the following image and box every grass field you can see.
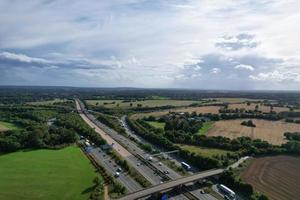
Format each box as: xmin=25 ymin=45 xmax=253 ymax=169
xmin=203 ymin=98 xmax=264 ymax=103
xmin=131 ymin=106 xmax=221 ymax=119
xmin=27 ymin=98 xmax=67 ymax=105
xmin=241 ymin=156 xmax=300 ymax=200
xmin=0 ymin=121 xmax=19 ymax=132
xmin=177 ymin=144 xmax=231 ymax=158
xmin=198 ymin=122 xmax=214 ymax=135
xmin=85 ymin=99 xmax=202 ymax=108
xmin=206 ymin=119 xmax=300 ymax=145
xmin=228 ymin=103 xmax=289 ymax=113
xmin=147 ymin=121 xmax=165 ymax=129
xmin=0 ymin=146 xmax=100 ymax=200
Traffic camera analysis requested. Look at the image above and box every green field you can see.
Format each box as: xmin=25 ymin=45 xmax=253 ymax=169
xmin=27 ymin=98 xmax=67 ymax=105
xmin=86 ymin=99 xmax=202 ymax=108
xmin=147 ymin=121 xmax=165 ymax=129
xmin=0 ymin=121 xmax=19 ymax=131
xmin=177 ymin=144 xmax=231 ymax=157
xmin=198 ymin=122 xmax=214 ymax=135
xmin=0 ymin=146 xmax=100 ymax=200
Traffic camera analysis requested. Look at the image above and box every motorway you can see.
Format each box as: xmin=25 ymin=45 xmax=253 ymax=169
xmin=89 ymin=146 xmax=142 ymax=192
xmin=77 ymin=99 xmax=247 ymax=200
xmin=76 ymin=100 xmax=163 ymax=185
xmin=118 ymin=169 xmax=224 ymax=200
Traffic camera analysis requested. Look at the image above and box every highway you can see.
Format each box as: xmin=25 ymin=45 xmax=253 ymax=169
xmin=118 ymin=169 xmax=224 ymax=200
xmin=89 ymin=147 xmax=142 ymax=192
xmin=76 ymin=100 xmax=163 ymax=185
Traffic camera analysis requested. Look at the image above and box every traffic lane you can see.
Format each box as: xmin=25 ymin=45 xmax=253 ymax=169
xmin=90 ymin=148 xmax=142 ymax=192
xmin=94 ymin=119 xmax=181 ymax=180
xmin=189 ymin=189 xmax=217 ymax=200
xmin=76 ymin=103 xmax=162 ymax=185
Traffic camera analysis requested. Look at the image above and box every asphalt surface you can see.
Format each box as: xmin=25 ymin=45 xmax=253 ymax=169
xmin=118 ymin=169 xmax=224 ymax=200
xmin=77 ymin=100 xmax=248 ymax=200
xmin=89 ymin=147 xmax=142 ymax=192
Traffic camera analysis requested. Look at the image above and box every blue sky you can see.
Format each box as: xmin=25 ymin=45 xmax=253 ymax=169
xmin=0 ymin=0 xmax=299 ymax=90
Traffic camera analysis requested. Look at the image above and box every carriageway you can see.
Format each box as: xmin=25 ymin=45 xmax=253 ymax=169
xmin=117 ymin=169 xmax=224 ymax=200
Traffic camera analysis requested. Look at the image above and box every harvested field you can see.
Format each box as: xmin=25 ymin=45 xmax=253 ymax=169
xmin=206 ymin=119 xmax=300 ymax=145
xmin=86 ymin=99 xmax=201 ymax=108
xmin=241 ymin=156 xmax=300 ymax=200
xmin=228 ymin=103 xmax=289 ymax=113
xmin=203 ymin=98 xmax=264 ymax=103
xmin=131 ymin=106 xmax=220 ymax=119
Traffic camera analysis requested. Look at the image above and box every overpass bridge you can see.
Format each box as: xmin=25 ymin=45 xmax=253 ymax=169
xmin=117 ymin=168 xmax=224 ymax=200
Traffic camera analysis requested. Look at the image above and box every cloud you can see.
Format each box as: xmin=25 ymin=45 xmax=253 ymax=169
xmin=249 ymin=70 xmax=300 ymax=82
xmin=234 ymin=64 xmax=255 ymax=71
xmin=215 ymin=33 xmax=258 ymax=51
xmin=210 ymin=68 xmax=221 ymax=74
xmin=0 ymin=1 xmax=300 ymax=89
xmin=0 ymin=51 xmax=50 ymax=64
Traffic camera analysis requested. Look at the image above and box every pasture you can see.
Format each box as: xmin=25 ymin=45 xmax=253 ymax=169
xmin=85 ymin=99 xmax=202 ymax=108
xmin=0 ymin=146 xmax=99 ymax=200
xmin=198 ymin=122 xmax=214 ymax=135
xmin=0 ymin=121 xmax=19 ymax=132
xmin=241 ymin=156 xmax=300 ymax=200
xmin=27 ymin=98 xmax=68 ymax=105
xmin=206 ymin=119 xmax=300 ymax=145
xmin=147 ymin=121 xmax=165 ymax=129
xmin=228 ymin=103 xmax=290 ymax=113
xmin=131 ymin=105 xmax=221 ymax=119
xmin=177 ymin=144 xmax=231 ymax=158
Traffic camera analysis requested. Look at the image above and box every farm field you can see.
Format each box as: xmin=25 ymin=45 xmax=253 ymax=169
xmin=0 ymin=121 xmax=19 ymax=132
xmin=0 ymin=146 xmax=99 ymax=200
xmin=147 ymin=121 xmax=165 ymax=129
xmin=206 ymin=119 xmax=300 ymax=145
xmin=85 ymin=99 xmax=202 ymax=108
xmin=27 ymin=98 xmax=67 ymax=105
xmin=131 ymin=105 xmax=221 ymax=119
xmin=198 ymin=122 xmax=214 ymax=135
xmin=241 ymin=156 xmax=300 ymax=200
xmin=203 ymin=98 xmax=264 ymax=103
xmin=228 ymin=103 xmax=289 ymax=113
xmin=177 ymin=144 xmax=231 ymax=158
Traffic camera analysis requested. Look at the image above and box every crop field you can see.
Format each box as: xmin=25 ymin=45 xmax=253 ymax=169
xmin=27 ymin=98 xmax=67 ymax=105
xmin=203 ymin=98 xmax=264 ymax=103
xmin=206 ymin=119 xmax=300 ymax=145
xmin=228 ymin=103 xmax=289 ymax=113
xmin=0 ymin=121 xmax=19 ymax=132
xmin=85 ymin=99 xmax=202 ymax=108
xmin=131 ymin=106 xmax=221 ymax=119
xmin=147 ymin=121 xmax=165 ymax=129
xmin=198 ymin=122 xmax=214 ymax=135
xmin=241 ymin=156 xmax=300 ymax=200
xmin=0 ymin=146 xmax=99 ymax=200
xmin=177 ymin=144 xmax=231 ymax=158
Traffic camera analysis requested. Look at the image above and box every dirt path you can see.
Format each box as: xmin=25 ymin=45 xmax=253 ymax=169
xmin=104 ymin=185 xmax=109 ymax=200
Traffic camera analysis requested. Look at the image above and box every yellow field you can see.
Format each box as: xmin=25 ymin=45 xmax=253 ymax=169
xmin=228 ymin=103 xmax=289 ymax=113
xmin=85 ymin=99 xmax=202 ymax=108
xmin=206 ymin=119 xmax=300 ymax=145
xmin=203 ymin=98 xmax=264 ymax=103
xmin=131 ymin=106 xmax=221 ymax=119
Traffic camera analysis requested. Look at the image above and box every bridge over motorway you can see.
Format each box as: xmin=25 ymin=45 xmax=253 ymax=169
xmin=117 ymin=169 xmax=224 ymax=200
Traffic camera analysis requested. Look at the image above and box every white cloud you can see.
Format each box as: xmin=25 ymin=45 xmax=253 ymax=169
xmin=0 ymin=51 xmax=50 ymax=64
xmin=210 ymin=68 xmax=221 ymax=74
xmin=249 ymin=70 xmax=300 ymax=82
xmin=234 ymin=64 xmax=255 ymax=71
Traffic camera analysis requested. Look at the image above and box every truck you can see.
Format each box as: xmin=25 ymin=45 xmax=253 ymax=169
xmin=181 ymin=162 xmax=191 ymax=170
xmin=217 ymin=184 xmax=236 ymax=200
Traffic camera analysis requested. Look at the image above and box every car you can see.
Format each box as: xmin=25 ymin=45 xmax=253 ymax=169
xmin=163 ymin=170 xmax=169 ymax=174
xmin=200 ymin=190 xmax=205 ymax=194
xmin=114 ymin=172 xmax=120 ymax=177
xmin=158 ymin=162 xmax=162 ymax=166
xmin=117 ymin=168 xmax=122 ymax=172
xmin=137 ymin=162 xmax=141 ymax=166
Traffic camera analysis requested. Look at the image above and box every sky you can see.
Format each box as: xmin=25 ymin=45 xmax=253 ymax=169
xmin=0 ymin=0 xmax=300 ymax=90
